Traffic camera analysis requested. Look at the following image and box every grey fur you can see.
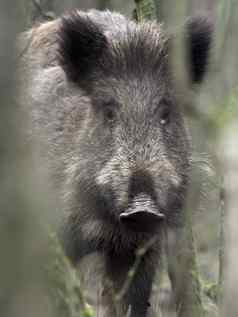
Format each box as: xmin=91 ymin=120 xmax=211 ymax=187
xmin=19 ymin=9 xmax=212 ymax=317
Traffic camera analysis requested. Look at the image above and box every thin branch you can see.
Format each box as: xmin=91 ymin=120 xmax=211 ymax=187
xmin=31 ymin=0 xmax=55 ymax=22
xmin=115 ymin=236 xmax=157 ymax=302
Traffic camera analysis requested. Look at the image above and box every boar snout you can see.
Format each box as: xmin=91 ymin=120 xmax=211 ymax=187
xmin=120 ymin=193 xmax=165 ymax=233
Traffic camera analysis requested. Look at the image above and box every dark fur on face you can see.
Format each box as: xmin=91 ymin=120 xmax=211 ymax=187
xmin=186 ymin=15 xmax=213 ymax=83
xmin=57 ymin=12 xmax=108 ymax=81
xmin=58 ymin=10 xmax=212 ymax=84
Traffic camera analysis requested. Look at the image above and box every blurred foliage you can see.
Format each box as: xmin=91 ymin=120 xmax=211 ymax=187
xmin=203 ymin=282 xmax=218 ymax=303
xmin=47 ymin=234 xmax=95 ymax=317
xmin=134 ymin=0 xmax=157 ymax=21
xmin=211 ymin=88 xmax=238 ymax=130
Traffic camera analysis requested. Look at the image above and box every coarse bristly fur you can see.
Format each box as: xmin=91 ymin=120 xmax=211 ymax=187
xmin=19 ymin=9 xmax=213 ymax=317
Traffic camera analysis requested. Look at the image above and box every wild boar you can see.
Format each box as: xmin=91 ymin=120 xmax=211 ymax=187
xmin=19 ymin=9 xmax=212 ymax=317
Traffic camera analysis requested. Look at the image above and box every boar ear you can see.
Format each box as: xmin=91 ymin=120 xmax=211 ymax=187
xmin=186 ymin=16 xmax=213 ymax=84
xmin=58 ymin=11 xmax=108 ymax=82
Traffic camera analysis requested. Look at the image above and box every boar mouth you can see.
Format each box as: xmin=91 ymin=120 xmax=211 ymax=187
xmin=119 ymin=194 xmax=165 ymax=233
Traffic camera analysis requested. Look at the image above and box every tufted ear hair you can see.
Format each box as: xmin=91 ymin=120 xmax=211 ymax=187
xmin=57 ymin=11 xmax=108 ymax=82
xmin=185 ymin=15 xmax=213 ymax=84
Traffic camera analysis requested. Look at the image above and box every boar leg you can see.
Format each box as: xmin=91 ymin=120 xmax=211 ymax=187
xmin=104 ymin=248 xmax=159 ymax=317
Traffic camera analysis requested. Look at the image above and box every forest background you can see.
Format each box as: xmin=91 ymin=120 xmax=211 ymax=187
xmin=0 ymin=0 xmax=238 ymax=316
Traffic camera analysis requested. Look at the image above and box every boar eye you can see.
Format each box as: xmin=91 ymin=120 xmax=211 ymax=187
xmin=103 ymin=99 xmax=119 ymax=124
xmin=159 ymin=106 xmax=170 ymax=126
xmin=103 ymin=106 xmax=116 ymax=123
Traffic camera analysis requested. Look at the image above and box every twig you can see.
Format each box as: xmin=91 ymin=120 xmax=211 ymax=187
xmin=115 ymin=236 xmax=157 ymax=302
xmin=218 ymin=178 xmax=225 ymax=306
xmin=32 ymin=0 xmax=55 ymax=21
xmin=17 ymin=28 xmax=37 ymax=60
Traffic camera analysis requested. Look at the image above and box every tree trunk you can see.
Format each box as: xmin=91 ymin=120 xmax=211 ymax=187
xmin=220 ymin=121 xmax=238 ymax=317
